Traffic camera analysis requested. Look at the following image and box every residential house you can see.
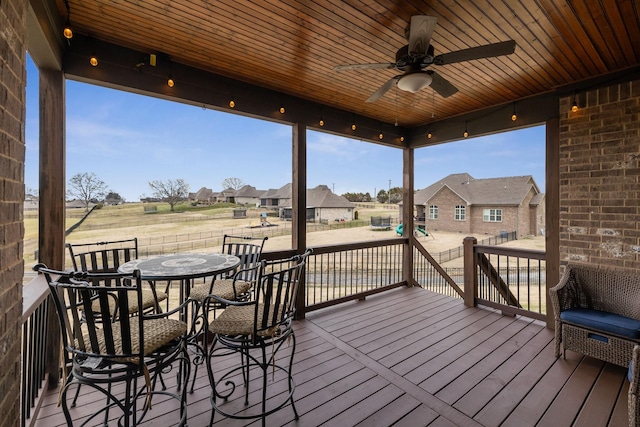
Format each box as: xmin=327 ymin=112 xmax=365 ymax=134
xmin=191 ymin=187 xmax=215 ymax=204
xmin=280 ymin=184 xmax=355 ymax=223
xmin=233 ymin=185 xmax=264 ymax=206
xmin=414 ymin=173 xmax=545 ymax=237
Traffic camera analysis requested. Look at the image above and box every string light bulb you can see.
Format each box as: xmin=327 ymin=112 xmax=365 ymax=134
xmin=571 ymin=98 xmax=578 ymax=112
xmin=463 ymin=121 xmax=469 ymax=138
xmin=167 ymin=75 xmax=175 ymax=87
xmin=229 ymin=100 xmax=235 ymax=108
xmin=378 ymin=132 xmax=384 ymax=140
xmin=319 ymin=117 xmax=324 ymax=127
xmin=63 ymin=0 xmax=73 ymax=39
xmin=89 ymin=55 xmax=98 ymax=67
xmin=427 ymin=131 xmax=432 ymax=139
xmin=351 ymin=123 xmax=356 ymax=131
xmin=279 ymin=106 xmax=285 ymax=114
xmin=511 ymin=103 xmax=517 ymax=121
xmin=400 ymin=136 xmax=404 ymax=142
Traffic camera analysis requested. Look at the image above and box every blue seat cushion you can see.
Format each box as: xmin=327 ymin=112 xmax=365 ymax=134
xmin=630 ymin=359 xmax=634 ymax=383
xmin=560 ymin=307 xmax=640 ymax=339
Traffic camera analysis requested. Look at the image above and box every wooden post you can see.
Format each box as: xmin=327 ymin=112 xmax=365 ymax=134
xmin=39 ymin=68 xmax=66 ymax=387
xmin=292 ymin=123 xmax=307 ymax=319
xmin=463 ymin=237 xmax=478 ymax=307
xmin=402 ymin=145 xmax=415 ymax=286
xmin=545 ymin=116 xmax=560 ymax=328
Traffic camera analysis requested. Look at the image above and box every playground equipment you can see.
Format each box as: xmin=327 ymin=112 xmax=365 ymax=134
xmin=396 ymin=223 xmax=429 ymax=237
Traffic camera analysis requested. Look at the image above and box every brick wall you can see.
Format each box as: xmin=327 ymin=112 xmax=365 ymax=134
xmin=0 ymin=0 xmax=26 ymax=424
xmin=425 ymin=186 xmax=471 ymax=234
xmin=559 ymin=79 xmax=640 ymax=270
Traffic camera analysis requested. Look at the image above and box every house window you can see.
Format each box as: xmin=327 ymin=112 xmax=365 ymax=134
xmin=483 ymin=208 xmax=503 ymax=222
xmin=454 ymin=205 xmax=466 ymax=221
xmin=429 ymin=205 xmax=438 ymax=219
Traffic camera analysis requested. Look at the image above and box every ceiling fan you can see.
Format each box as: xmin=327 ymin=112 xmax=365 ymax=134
xmin=333 ymin=16 xmax=517 ymax=102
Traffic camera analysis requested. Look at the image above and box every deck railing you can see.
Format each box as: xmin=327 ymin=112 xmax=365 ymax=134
xmin=463 ymin=237 xmax=547 ymax=321
xmin=21 ymin=274 xmax=54 ymax=427
xmin=412 ymin=240 xmax=464 ymax=299
xmin=20 ymin=236 xmax=547 ymax=424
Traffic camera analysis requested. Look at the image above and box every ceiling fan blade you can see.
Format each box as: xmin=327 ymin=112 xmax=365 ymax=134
xmin=366 ymin=76 xmax=400 ymax=102
xmin=429 ymin=71 xmax=458 ymax=98
xmin=408 ymin=15 xmax=438 ymax=55
xmin=333 ymin=63 xmax=396 ymax=71
xmin=434 ymin=40 xmax=516 ymax=65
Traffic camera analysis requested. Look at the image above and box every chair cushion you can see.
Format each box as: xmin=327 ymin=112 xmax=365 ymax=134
xmin=630 ymin=359 xmax=634 ymax=383
xmin=189 ymin=279 xmax=252 ymax=302
xmin=208 ymin=304 xmax=279 ymax=337
xmin=89 ymin=289 xmax=167 ymax=314
xmin=78 ymin=318 xmax=187 ymax=362
xmin=560 ymin=307 xmax=640 ymax=339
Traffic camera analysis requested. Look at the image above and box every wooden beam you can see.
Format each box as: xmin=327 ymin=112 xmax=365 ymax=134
xmin=62 ymin=35 xmax=406 ymax=146
xmin=38 ymin=68 xmax=65 ymax=386
xmin=545 ymin=116 xmax=560 ymax=329
xmin=292 ymin=123 xmax=306 ymax=319
xmin=402 ymin=145 xmax=415 ymax=286
xmin=408 ymin=65 xmax=640 ymax=147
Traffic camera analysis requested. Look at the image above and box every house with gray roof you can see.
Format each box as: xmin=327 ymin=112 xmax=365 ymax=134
xmin=414 ymin=173 xmax=545 ymax=237
xmin=264 ymin=184 xmax=355 ymax=223
xmin=233 ymin=185 xmax=264 ymax=206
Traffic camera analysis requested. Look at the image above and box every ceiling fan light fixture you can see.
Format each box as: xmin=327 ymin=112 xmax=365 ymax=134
xmin=397 ymin=72 xmax=433 ymax=93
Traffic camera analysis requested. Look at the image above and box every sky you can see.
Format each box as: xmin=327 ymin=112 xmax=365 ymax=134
xmin=24 ymin=56 xmax=545 ymax=202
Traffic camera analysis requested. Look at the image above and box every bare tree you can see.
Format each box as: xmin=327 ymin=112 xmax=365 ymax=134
xmin=67 ymin=172 xmax=108 ymax=211
xmin=148 ymin=179 xmax=190 ymax=212
xmin=221 ymin=177 xmax=245 ymax=190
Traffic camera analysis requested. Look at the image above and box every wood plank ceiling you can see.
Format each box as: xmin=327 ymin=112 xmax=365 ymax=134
xmin=54 ymin=0 xmax=639 ymax=136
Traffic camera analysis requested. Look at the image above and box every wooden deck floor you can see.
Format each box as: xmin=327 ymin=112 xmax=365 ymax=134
xmin=33 ymin=286 xmax=630 ymax=426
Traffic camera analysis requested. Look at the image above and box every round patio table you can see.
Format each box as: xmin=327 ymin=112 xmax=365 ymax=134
xmin=118 ymin=252 xmax=240 ymax=320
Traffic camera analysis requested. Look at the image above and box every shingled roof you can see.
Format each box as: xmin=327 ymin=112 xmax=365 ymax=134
xmin=415 ymin=173 xmax=541 ymax=206
xmin=234 ymin=185 xmax=264 ymax=198
xmin=263 ymin=184 xmax=353 ymax=208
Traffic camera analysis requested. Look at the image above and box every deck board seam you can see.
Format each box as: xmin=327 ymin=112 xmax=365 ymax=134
xmin=302 ymin=317 xmax=484 ymax=427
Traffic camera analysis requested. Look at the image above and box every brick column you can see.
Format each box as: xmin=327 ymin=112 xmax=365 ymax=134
xmin=0 ymin=0 xmax=27 ymax=425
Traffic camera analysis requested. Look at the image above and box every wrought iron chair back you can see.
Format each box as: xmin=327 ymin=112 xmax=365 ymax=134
xmin=66 ymin=238 xmax=165 ymax=315
xmin=220 ymin=234 xmax=268 ymax=282
xmin=66 ymin=237 xmax=138 ymax=273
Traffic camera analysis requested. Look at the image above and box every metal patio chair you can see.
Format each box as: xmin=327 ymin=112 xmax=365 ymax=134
xmin=34 ymin=264 xmax=190 ymax=427
xmin=202 ymin=249 xmax=311 ymax=427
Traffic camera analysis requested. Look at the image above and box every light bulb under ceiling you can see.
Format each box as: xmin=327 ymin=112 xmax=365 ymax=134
xmin=319 ymin=118 xmax=324 ymax=127
xmin=379 ymin=132 xmax=384 ymax=140
xmin=89 ymin=55 xmax=98 ymax=67
xmin=464 ymin=130 xmax=469 ymax=138
xmin=351 ymin=123 xmax=356 ymax=131
xmin=279 ymin=106 xmax=285 ymax=114
xmin=511 ymin=103 xmax=517 ymax=121
xmin=62 ymin=0 xmax=73 ymax=39
xmin=397 ymin=72 xmax=433 ymax=93
xmin=571 ymin=99 xmax=578 ymax=112
xmin=427 ymin=132 xmax=432 ymax=139
xmin=167 ymin=75 xmax=175 ymax=87
xmin=63 ymin=25 xmax=73 ymax=39
xmin=229 ymin=100 xmax=235 ymax=108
